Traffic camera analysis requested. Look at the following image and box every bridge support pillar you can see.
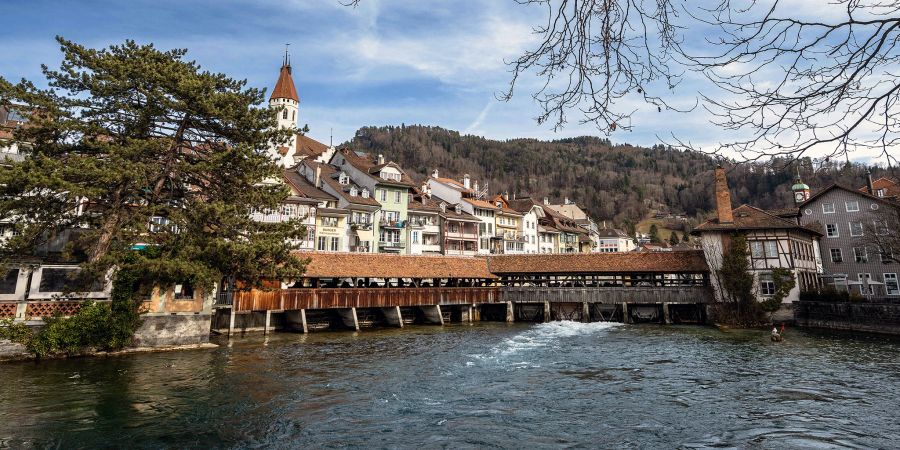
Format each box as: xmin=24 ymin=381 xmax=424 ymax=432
xmin=662 ymin=302 xmax=671 ymax=325
xmin=506 ymin=301 xmax=515 ymax=323
xmin=582 ymin=302 xmax=591 ymax=323
xmin=470 ymin=304 xmax=480 ymax=322
xmin=621 ymin=302 xmax=631 ymax=324
xmin=264 ymin=310 xmax=272 ymax=334
xmin=543 ymin=301 xmax=551 ymax=322
xmin=285 ymin=309 xmax=308 ymax=333
xmin=228 ymin=308 xmax=236 ymax=336
xmin=382 ymin=306 xmax=403 ymax=327
xmin=338 ymin=308 xmax=360 ymax=331
xmin=421 ymin=305 xmax=444 ymax=325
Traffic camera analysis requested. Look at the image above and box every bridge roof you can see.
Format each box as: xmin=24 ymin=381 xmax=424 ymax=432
xmin=487 ymin=251 xmax=709 ymax=274
xmin=295 ymin=252 xmax=496 ymax=279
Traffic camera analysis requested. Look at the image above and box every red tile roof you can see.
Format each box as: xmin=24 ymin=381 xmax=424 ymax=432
xmin=295 ymin=134 xmax=328 ymax=159
xmin=296 ymin=252 xmax=496 ymax=279
xmin=488 ymin=251 xmax=709 ymax=274
xmin=861 ymin=177 xmax=900 ymax=199
xmin=270 ymin=65 xmax=299 ymax=102
xmin=339 ymin=148 xmax=417 ymax=187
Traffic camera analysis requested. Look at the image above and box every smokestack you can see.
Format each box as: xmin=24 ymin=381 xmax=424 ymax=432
xmin=714 ymin=166 xmax=733 ymax=224
xmin=377 ymin=154 xmax=385 ymax=165
xmin=564 ymin=196 xmax=570 ymax=205
xmin=866 ymin=169 xmax=875 ymax=194
xmin=315 ymin=166 xmax=321 ymax=187
xmin=543 ymin=197 xmax=549 ymax=205
xmin=432 ymin=168 xmax=439 ymax=178
xmin=463 ymin=174 xmax=471 ymax=189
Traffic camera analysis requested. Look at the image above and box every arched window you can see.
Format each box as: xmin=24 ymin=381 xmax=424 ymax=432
xmin=282 ymin=110 xmax=288 ymax=120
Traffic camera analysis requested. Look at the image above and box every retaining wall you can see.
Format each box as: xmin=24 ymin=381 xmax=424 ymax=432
xmin=794 ymin=300 xmax=900 ymax=335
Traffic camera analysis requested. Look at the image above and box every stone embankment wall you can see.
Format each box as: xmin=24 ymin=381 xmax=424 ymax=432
xmin=132 ymin=314 xmax=212 ymax=347
xmin=795 ymin=300 xmax=900 ymax=335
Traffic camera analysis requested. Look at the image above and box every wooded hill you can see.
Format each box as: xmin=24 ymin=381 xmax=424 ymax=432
xmin=345 ymin=125 xmax=888 ymax=228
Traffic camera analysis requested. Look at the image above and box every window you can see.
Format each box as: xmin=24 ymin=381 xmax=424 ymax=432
xmin=350 ymin=187 xmax=358 ymax=197
xmin=174 ymin=283 xmax=194 ymax=300
xmin=316 ymin=237 xmax=326 ymax=250
xmin=759 ymin=273 xmax=775 ymax=296
xmin=876 ymin=188 xmax=885 ymax=197
xmin=339 ymin=173 xmax=349 ymax=184
xmin=845 ymin=201 xmax=859 ymax=212
xmin=822 ymin=203 xmax=835 ymax=214
xmin=282 ymin=110 xmax=288 ymax=120
xmin=149 ymin=216 xmax=170 ymax=233
xmin=881 ymin=247 xmax=894 ymax=264
xmin=394 ymin=191 xmax=401 ymax=203
xmin=750 ymin=241 xmax=764 ymax=258
xmin=0 ymin=269 xmax=19 ymax=294
xmin=764 ymin=241 xmax=778 ymax=258
xmin=330 ymin=237 xmax=339 ymax=252
xmin=379 ymin=189 xmax=387 ymax=202
xmin=412 ymin=231 xmax=419 ymax=244
xmin=886 ymin=273 xmax=899 ymax=296
xmin=849 ymin=222 xmax=864 ymax=237
xmin=853 ymin=247 xmax=868 ymax=263
xmin=830 ymin=248 xmax=843 ymax=263
xmin=874 ymin=220 xmax=888 ymax=236
xmin=826 ymin=223 xmax=839 ymax=238
xmin=858 ymin=273 xmax=873 ymax=295
xmin=321 ymin=217 xmax=338 ymax=227
xmin=362 ymin=189 xmax=370 ymax=199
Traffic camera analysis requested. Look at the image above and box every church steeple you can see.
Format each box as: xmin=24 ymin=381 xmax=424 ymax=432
xmin=268 ymin=46 xmax=299 ymax=167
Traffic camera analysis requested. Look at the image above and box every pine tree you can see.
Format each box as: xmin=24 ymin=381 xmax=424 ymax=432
xmin=668 ymin=232 xmax=679 ymax=245
xmin=0 ymin=37 xmax=306 ymax=300
xmin=648 ymin=224 xmax=660 ymax=243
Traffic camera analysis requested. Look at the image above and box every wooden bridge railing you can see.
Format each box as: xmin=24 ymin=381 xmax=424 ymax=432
xmin=501 ymin=286 xmax=714 ymax=304
xmin=233 ymin=287 xmax=502 ymax=312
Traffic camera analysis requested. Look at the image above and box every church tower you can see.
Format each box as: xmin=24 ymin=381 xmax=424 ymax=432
xmin=791 ymin=171 xmax=811 ymax=204
xmin=268 ymin=49 xmax=299 ymax=167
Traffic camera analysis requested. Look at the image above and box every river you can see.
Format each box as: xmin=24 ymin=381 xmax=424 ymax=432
xmin=1 ymin=322 xmax=899 ymax=449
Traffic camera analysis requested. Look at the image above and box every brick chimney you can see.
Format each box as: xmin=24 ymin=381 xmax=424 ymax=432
xmin=866 ymin=169 xmax=875 ymax=194
xmin=714 ymin=166 xmax=733 ymax=224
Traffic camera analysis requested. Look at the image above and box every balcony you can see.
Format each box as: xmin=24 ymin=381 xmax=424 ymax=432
xmin=349 ymin=221 xmax=373 ymax=231
xmin=379 ymin=240 xmax=405 ymax=250
xmin=349 ymin=245 xmax=371 ymax=253
xmin=446 ymin=230 xmax=478 ymax=240
xmin=379 ymin=219 xmax=405 ymax=229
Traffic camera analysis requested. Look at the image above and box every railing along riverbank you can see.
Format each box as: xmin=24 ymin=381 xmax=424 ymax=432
xmin=232 ymin=287 xmax=501 ymax=312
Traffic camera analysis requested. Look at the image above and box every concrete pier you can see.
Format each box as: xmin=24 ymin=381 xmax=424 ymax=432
xmin=543 ymin=301 xmax=551 ymax=322
xmin=382 ymin=306 xmax=403 ymax=327
xmin=421 ymin=305 xmax=444 ymax=325
xmin=284 ymin=309 xmax=308 ymax=333
xmin=582 ymin=302 xmax=590 ymax=323
xmin=505 ymin=301 xmax=515 ymax=322
xmin=338 ymin=308 xmax=360 ymax=331
xmin=622 ymin=302 xmax=631 ymax=324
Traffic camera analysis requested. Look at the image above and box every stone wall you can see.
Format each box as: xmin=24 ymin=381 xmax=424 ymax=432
xmin=131 ymin=314 xmax=212 ymax=347
xmin=0 ymin=339 xmax=29 ymax=360
xmin=795 ymin=300 xmax=900 ymax=335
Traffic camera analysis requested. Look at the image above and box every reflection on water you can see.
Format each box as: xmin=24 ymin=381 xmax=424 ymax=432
xmin=1 ymin=323 xmax=899 ymax=448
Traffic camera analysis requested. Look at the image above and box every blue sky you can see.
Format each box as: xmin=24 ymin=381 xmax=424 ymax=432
xmin=0 ymin=0 xmax=889 ymax=164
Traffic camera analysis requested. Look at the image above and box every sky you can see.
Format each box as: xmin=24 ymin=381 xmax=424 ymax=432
xmin=0 ymin=0 xmax=892 ymax=164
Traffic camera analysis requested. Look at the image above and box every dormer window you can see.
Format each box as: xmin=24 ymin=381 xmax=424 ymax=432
xmin=362 ymin=188 xmax=370 ymax=199
xmin=876 ymin=188 xmax=885 ymax=197
xmin=339 ymin=172 xmax=349 ymax=185
xmin=440 ymin=202 xmax=447 ymax=213
xmin=350 ymin=187 xmax=358 ymax=197
xmin=495 ymin=201 xmax=502 ymax=207
xmin=455 ymin=205 xmax=461 ymax=214
xmin=380 ymin=171 xmax=401 ymax=182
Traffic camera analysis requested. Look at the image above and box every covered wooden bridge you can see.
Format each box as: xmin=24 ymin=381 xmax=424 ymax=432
xmin=215 ymin=251 xmax=713 ymax=334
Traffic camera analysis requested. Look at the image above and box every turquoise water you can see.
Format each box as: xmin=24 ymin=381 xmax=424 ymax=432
xmin=1 ymin=323 xmax=899 ymax=448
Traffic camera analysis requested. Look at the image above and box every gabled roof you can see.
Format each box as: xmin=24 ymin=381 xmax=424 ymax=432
xmin=489 ymin=194 xmax=524 ymax=216
xmin=694 ymin=204 xmax=821 ymax=235
xmin=799 ymin=183 xmax=899 ymax=209
xmin=338 ymin=148 xmax=416 ymax=187
xmin=462 ymin=197 xmax=500 ymax=210
xmin=488 ymin=251 xmax=709 ymax=274
xmin=270 ymin=65 xmax=299 ymax=102
xmin=860 ymin=177 xmax=900 ymax=199
xmin=298 ymin=159 xmax=381 ymax=207
xmin=295 ymin=134 xmax=328 ymax=159
xmin=282 ymin=169 xmax=336 ymax=202
xmin=430 ymin=176 xmax=475 ymax=194
xmin=431 ymin=195 xmax=482 ymax=222
xmin=596 ymin=228 xmax=629 ymax=238
xmin=296 ymin=252 xmax=496 ymax=279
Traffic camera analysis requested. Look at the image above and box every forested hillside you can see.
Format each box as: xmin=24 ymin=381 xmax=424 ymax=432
xmin=346 ymin=125 xmax=887 ymax=227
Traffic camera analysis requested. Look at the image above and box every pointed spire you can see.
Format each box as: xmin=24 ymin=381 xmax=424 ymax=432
xmin=271 ymin=45 xmax=299 ymax=102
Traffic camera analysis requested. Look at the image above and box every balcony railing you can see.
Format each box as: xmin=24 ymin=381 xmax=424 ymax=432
xmin=379 ymin=219 xmax=405 ymax=229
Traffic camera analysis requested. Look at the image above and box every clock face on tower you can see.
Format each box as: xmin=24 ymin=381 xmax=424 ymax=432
xmin=795 ymin=192 xmax=806 ymax=202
